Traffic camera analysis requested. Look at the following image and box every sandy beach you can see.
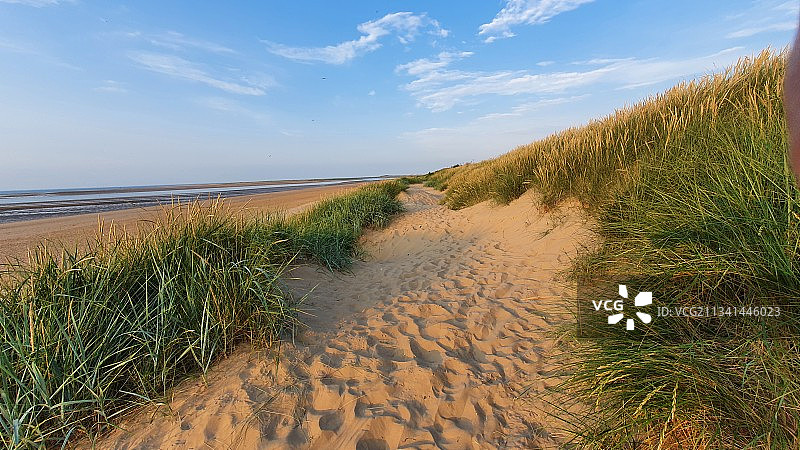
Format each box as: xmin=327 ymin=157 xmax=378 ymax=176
xmin=0 ymin=182 xmax=368 ymax=264
xmin=86 ymin=185 xmax=596 ymax=448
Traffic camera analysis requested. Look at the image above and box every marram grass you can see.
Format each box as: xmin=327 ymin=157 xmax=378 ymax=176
xmin=427 ymin=49 xmax=800 ymax=447
xmin=0 ymin=180 xmax=407 ymax=448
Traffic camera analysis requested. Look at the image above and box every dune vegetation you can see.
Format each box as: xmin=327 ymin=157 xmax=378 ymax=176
xmin=424 ymin=49 xmax=799 ymax=447
xmin=0 ymin=180 xmax=407 ymax=448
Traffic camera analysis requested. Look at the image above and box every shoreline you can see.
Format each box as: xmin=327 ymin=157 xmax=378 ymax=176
xmin=0 ymin=175 xmax=391 ymax=198
xmin=0 ymin=181 xmax=371 ymax=263
xmin=0 ymin=177 xmax=390 ymax=224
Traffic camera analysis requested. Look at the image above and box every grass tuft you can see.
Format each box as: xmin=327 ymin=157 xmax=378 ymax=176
xmin=421 ymin=49 xmax=800 ymax=447
xmin=0 ymin=180 xmax=407 ymax=447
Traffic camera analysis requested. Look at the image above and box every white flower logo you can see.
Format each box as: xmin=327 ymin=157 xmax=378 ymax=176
xmin=607 ymin=284 xmax=652 ymax=330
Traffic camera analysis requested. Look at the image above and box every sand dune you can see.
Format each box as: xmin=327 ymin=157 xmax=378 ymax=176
xmin=91 ymin=185 xmax=595 ymax=449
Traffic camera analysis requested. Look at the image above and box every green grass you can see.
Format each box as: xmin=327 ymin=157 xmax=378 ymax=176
xmin=0 ymin=180 xmax=407 ymax=448
xmin=423 ymin=49 xmax=800 ymax=447
xmin=397 ymin=175 xmax=428 ymax=185
xmin=274 ymin=181 xmax=407 ymax=270
xmin=421 ymin=165 xmax=466 ymax=191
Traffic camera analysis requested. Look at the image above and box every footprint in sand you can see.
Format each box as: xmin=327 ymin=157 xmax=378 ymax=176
xmin=409 ymin=338 xmax=443 ymax=366
xmin=90 ymin=186 xmax=595 ymax=449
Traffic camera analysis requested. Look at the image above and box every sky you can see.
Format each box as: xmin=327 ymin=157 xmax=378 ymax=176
xmin=0 ymin=0 xmax=798 ymax=190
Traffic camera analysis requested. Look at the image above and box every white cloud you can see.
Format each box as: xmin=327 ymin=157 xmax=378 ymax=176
xmin=775 ymin=1 xmax=800 ymax=14
xmin=368 ymin=90 xmax=376 ymax=96
xmin=119 ymin=30 xmax=238 ymax=56
xmin=0 ymin=37 xmax=80 ymax=69
xmin=129 ymin=52 xmax=270 ymax=95
xmin=400 ymin=95 xmax=597 ymax=161
xmin=724 ymin=0 xmax=798 ymax=39
xmin=0 ymin=0 xmax=70 ymax=6
xmin=130 ymin=31 xmax=237 ymax=54
xmin=407 ymin=69 xmax=606 ymax=111
xmin=396 ymin=51 xmax=473 ymax=75
xmin=477 ymin=94 xmax=589 ymax=121
xmin=536 ymin=60 xmax=555 ymax=66
xmin=0 ymin=39 xmax=26 ymax=52
xmin=726 ymin=21 xmax=796 ymax=38
xmin=571 ymin=57 xmax=634 ymax=65
xmin=263 ymin=12 xmax=448 ymax=64
xmin=611 ymin=47 xmax=744 ymax=89
xmin=479 ymin=0 xmax=594 ymax=43
xmin=94 ymin=80 xmax=128 ymax=93
xmin=400 ymin=47 xmax=747 ymax=111
xmin=196 ymin=96 xmax=270 ymax=123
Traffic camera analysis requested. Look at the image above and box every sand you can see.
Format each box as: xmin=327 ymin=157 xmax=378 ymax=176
xmin=86 ymin=185 xmax=596 ymax=449
xmin=0 ymin=182 xmax=367 ymax=263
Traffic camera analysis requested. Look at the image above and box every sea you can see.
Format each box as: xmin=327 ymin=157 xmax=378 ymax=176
xmin=0 ymin=176 xmax=390 ymax=224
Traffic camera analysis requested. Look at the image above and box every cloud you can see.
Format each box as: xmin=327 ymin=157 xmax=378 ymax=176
xmin=94 ymin=80 xmax=128 ymax=93
xmin=406 ymin=69 xmax=606 ymax=111
xmin=396 ymin=51 xmax=473 ymax=75
xmin=611 ymin=47 xmax=745 ymax=89
xmin=129 ymin=52 xmax=270 ymax=95
xmin=263 ymin=12 xmax=448 ymax=64
xmin=726 ymin=21 xmax=796 ymax=38
xmin=368 ymin=90 xmax=376 ymax=96
xmin=571 ymin=57 xmax=634 ymax=65
xmin=477 ymin=95 xmax=589 ymax=121
xmin=775 ymin=1 xmax=800 ymax=14
xmin=0 ymin=0 xmax=70 ymax=6
xmin=479 ymin=0 xmax=594 ymax=43
xmin=0 ymin=37 xmax=80 ymax=69
xmin=536 ymin=60 xmax=555 ymax=66
xmin=400 ymin=47 xmax=747 ymax=111
xmin=725 ymin=0 xmax=798 ymax=39
xmin=399 ymin=94 xmax=597 ymax=161
xmin=196 ymin=97 xmax=270 ymax=123
xmin=129 ymin=31 xmax=237 ymax=54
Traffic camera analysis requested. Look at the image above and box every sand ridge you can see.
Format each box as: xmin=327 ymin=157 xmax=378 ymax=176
xmin=92 ymin=185 xmax=595 ymax=449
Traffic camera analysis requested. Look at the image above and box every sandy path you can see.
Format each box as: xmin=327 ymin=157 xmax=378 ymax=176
xmin=94 ymin=186 xmax=594 ymax=449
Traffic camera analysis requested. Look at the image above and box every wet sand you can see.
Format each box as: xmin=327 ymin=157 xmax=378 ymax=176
xmin=0 ymin=178 xmax=386 ymax=224
xmin=0 ymin=182 xmax=368 ymax=263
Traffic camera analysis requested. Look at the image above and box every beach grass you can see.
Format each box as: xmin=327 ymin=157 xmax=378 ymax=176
xmin=275 ymin=181 xmax=406 ymax=270
xmin=0 ymin=180 xmax=407 ymax=448
xmin=397 ymin=175 xmax=428 ymax=185
xmin=421 ymin=165 xmax=465 ymax=191
xmin=427 ymin=49 xmax=800 ymax=447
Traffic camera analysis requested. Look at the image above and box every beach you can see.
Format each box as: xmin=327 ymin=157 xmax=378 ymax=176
xmin=0 ymin=177 xmax=388 ymax=224
xmin=0 ymin=182 xmax=369 ymax=263
xmin=85 ymin=185 xmax=596 ymax=448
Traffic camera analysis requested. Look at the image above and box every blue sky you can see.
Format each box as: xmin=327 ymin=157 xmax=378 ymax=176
xmin=0 ymin=0 xmax=797 ymax=190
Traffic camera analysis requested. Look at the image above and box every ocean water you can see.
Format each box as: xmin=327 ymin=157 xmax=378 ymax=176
xmin=0 ymin=177 xmax=387 ymax=224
